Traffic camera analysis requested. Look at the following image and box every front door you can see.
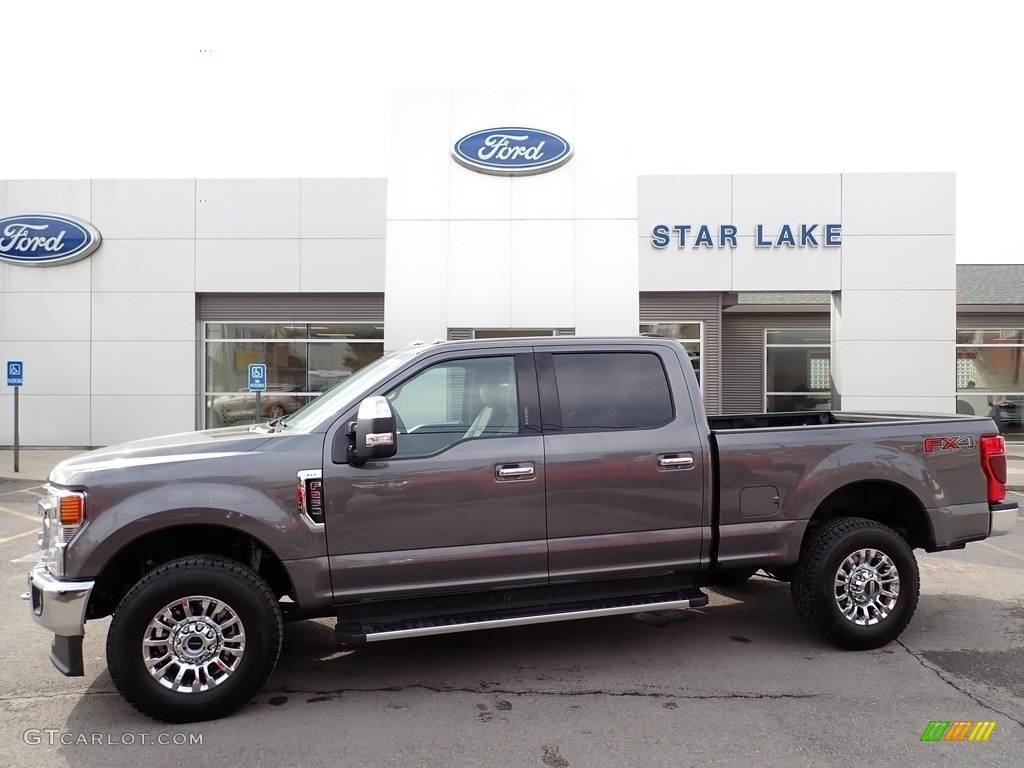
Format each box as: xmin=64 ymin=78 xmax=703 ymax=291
xmin=323 ymin=351 xmax=546 ymax=601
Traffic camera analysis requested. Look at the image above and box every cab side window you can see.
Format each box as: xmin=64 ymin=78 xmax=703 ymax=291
xmin=551 ymin=352 xmax=673 ymax=431
xmin=386 ymin=356 xmax=519 ymax=457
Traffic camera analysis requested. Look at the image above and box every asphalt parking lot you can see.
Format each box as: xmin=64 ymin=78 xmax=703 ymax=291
xmin=0 ymin=477 xmax=1021 ymax=768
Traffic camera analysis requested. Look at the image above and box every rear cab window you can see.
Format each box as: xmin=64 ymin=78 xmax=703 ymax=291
xmin=548 ymin=352 xmax=674 ymax=431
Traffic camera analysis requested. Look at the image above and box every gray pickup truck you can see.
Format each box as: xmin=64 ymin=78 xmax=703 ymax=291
xmin=27 ymin=337 xmax=1017 ymax=723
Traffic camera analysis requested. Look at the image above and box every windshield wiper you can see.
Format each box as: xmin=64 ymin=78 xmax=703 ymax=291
xmin=247 ymin=416 xmax=288 ymax=434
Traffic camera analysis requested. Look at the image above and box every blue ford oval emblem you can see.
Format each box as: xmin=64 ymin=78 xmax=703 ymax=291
xmin=0 ymin=213 xmax=101 ymax=267
xmin=453 ymin=127 xmax=573 ymax=176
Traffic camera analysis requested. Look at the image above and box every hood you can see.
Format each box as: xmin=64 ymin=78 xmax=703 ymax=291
xmin=50 ymin=426 xmax=274 ymax=486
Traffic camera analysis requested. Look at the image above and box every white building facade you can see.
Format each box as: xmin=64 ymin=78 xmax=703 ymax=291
xmin=0 ymin=88 xmax=973 ymax=448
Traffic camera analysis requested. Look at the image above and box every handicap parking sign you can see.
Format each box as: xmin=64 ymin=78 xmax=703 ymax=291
xmin=248 ymin=363 xmax=267 ymax=392
xmin=7 ymin=361 xmax=23 ymax=387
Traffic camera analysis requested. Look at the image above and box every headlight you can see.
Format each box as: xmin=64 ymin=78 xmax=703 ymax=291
xmin=39 ymin=488 xmax=86 ymax=576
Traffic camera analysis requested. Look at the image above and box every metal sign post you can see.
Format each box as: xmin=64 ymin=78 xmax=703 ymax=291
xmin=248 ymin=363 xmax=267 ymax=424
xmin=7 ymin=361 xmax=24 ymax=472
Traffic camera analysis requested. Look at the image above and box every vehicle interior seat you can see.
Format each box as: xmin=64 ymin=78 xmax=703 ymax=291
xmin=464 ymin=381 xmax=516 ymax=438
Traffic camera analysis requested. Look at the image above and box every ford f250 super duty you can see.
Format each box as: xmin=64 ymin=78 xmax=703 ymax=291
xmin=27 ymin=337 xmax=1018 ymax=723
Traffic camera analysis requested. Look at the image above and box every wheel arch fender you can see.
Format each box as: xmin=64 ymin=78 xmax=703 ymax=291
xmin=70 ymin=481 xmax=325 ymax=579
xmin=68 ymin=481 xmax=325 ymax=618
xmin=785 ymin=443 xmax=939 ymax=549
xmin=84 ymin=520 xmax=303 ymax=620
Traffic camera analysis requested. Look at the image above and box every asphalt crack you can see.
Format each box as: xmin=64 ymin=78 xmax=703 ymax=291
xmin=0 ymin=684 xmax=822 ymax=707
xmin=896 ymin=639 xmax=1024 ymax=730
xmin=264 ymin=683 xmax=821 ymax=702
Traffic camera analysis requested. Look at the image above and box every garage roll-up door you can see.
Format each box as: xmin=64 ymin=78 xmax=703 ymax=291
xmin=198 ymin=293 xmax=384 ymax=322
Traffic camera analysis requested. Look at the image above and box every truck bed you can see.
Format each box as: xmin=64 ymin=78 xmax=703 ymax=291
xmin=705 ymin=410 xmax=1001 ymax=572
xmin=706 ymin=410 xmax=977 ymax=431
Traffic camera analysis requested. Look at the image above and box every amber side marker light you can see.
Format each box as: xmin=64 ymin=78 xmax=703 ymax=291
xmin=59 ymin=494 xmax=84 ymax=525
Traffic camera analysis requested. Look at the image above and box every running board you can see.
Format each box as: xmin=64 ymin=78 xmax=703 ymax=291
xmin=335 ymin=590 xmax=709 ymax=645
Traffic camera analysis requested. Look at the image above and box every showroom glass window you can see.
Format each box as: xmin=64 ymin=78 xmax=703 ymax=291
xmin=204 ymin=323 xmax=384 ymax=427
xmin=638 ymin=323 xmax=702 ymax=385
xmin=955 ymin=328 xmax=1024 ymax=436
xmin=765 ymin=329 xmax=831 ymax=412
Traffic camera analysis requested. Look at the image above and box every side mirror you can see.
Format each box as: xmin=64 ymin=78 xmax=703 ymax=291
xmin=349 ymin=396 xmax=398 ymax=463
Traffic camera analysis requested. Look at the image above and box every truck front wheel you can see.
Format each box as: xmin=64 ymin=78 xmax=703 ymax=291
xmin=792 ymin=518 xmax=919 ymax=650
xmin=106 ymin=555 xmax=283 ymax=723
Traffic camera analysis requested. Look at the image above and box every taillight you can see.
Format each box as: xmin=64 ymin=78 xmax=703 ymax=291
xmin=980 ymin=435 xmax=1007 ymax=504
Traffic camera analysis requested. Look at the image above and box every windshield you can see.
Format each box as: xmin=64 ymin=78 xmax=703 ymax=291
xmin=279 ymin=347 xmax=424 ymax=431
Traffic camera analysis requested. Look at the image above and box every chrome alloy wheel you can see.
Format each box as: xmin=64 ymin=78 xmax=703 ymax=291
xmin=833 ymin=548 xmax=900 ymax=626
xmin=142 ymin=596 xmax=246 ymax=693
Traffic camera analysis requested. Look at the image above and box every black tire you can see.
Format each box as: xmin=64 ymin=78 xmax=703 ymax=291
xmin=792 ymin=518 xmax=919 ymax=650
xmin=107 ymin=555 xmax=283 ymax=723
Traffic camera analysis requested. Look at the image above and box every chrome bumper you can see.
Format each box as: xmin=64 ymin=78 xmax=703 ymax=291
xmin=990 ymin=501 xmax=1019 ymax=537
xmin=27 ymin=563 xmax=94 ymax=676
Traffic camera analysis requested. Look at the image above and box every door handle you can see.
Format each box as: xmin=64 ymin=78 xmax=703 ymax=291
xmin=496 ymin=463 xmax=535 ymax=480
xmin=658 ymin=454 xmax=694 ymax=469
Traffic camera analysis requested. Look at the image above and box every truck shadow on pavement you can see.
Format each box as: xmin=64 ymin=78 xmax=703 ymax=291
xmin=57 ymin=573 xmax=1024 ymax=732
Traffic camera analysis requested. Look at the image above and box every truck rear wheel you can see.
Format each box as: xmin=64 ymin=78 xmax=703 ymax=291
xmin=792 ymin=518 xmax=919 ymax=650
xmin=106 ymin=555 xmax=283 ymax=723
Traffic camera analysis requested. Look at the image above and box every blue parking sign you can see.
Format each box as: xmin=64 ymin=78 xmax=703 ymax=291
xmin=7 ymin=361 xmax=23 ymax=387
xmin=248 ymin=363 xmax=267 ymax=392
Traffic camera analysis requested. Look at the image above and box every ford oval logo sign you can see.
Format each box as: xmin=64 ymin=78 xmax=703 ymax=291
xmin=0 ymin=213 xmax=102 ymax=267
xmin=453 ymin=127 xmax=573 ymax=176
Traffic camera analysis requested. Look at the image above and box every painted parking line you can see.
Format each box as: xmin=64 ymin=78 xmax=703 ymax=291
xmin=0 ymin=485 xmax=44 ymax=498
xmin=0 ymin=529 xmax=38 ymax=545
xmin=978 ymin=540 xmax=1024 ymax=561
xmin=0 ymin=504 xmax=40 ymax=524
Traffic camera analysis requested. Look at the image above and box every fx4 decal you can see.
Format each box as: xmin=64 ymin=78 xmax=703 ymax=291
xmin=924 ymin=436 xmax=976 ymax=453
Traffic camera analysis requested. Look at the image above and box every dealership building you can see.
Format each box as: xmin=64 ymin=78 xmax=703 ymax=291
xmin=2 ymin=89 xmax=1023 ymax=448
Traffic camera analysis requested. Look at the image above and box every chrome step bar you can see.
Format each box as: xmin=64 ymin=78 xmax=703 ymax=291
xmin=358 ymin=597 xmax=704 ymax=643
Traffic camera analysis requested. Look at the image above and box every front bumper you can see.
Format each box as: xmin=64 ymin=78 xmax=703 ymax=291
xmin=27 ymin=562 xmax=94 ymax=676
xmin=991 ymin=501 xmax=1019 ymax=537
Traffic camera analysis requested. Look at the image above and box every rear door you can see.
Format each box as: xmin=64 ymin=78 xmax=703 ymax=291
xmin=322 ymin=349 xmax=547 ymax=600
xmin=537 ymin=344 xmax=708 ymax=581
